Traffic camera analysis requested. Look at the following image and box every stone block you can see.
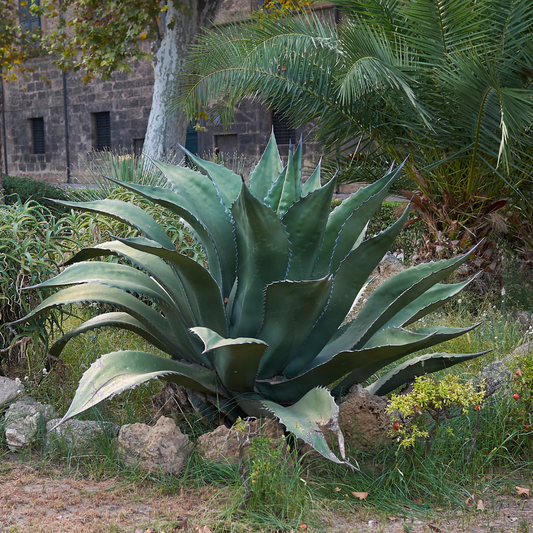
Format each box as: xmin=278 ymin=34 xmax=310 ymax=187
xmin=0 ymin=377 xmax=25 ymax=409
xmin=4 ymin=398 xmax=57 ymax=451
xmin=118 ymin=416 xmax=191 ymax=475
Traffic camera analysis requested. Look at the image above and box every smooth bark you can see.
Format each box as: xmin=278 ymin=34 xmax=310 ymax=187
xmin=143 ymin=0 xmax=222 ymax=160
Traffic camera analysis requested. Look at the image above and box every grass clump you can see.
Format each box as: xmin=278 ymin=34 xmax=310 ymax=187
xmin=0 ymin=202 xmax=83 ymax=373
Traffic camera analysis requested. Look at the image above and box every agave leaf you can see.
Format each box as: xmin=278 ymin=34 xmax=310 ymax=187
xmin=12 ymin=284 xmax=204 ymax=364
xmin=329 ymin=164 xmax=407 ymax=274
xmin=256 ymin=278 xmax=333 ymax=379
xmin=103 ymin=176 xmax=235 ymax=298
xmin=150 ymin=161 xmax=238 ymax=295
xmin=326 ymin=245 xmax=480 ymax=356
xmin=180 ymin=146 xmax=243 ymax=208
xmin=32 ymin=262 xmax=175 ymax=309
xmin=284 ymin=205 xmax=412 ymax=378
xmin=191 ymin=327 xmax=268 ymax=392
xmin=49 ymin=312 xmax=172 ymax=357
xmin=64 ymin=241 xmax=198 ymax=329
xmin=230 ymin=184 xmax=290 ymax=337
xmin=264 ymin=166 xmax=287 ymax=212
xmin=277 ymin=141 xmax=303 ymax=217
xmin=381 ymin=279 xmax=474 ymax=328
xmin=313 ymin=165 xmax=403 ymax=277
xmin=282 ymin=177 xmax=337 ymax=280
xmin=55 ymin=199 xmax=175 ymax=249
xmin=248 ymin=131 xmax=283 ymax=200
xmin=58 ymin=350 xmax=223 ymax=425
xmin=365 ymin=351 xmax=491 ymax=396
xmin=225 ymin=277 xmax=239 ymax=323
xmin=338 ymin=324 xmax=481 ymax=389
xmin=115 ymin=236 xmax=227 ymax=336
xmin=301 ymin=159 xmax=322 ymax=197
xmin=263 ymin=388 xmax=355 ymax=467
xmin=256 ymin=325 xmax=477 ymax=403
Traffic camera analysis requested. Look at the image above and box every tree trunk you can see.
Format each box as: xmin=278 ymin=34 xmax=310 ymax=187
xmin=142 ymin=0 xmax=222 ymax=160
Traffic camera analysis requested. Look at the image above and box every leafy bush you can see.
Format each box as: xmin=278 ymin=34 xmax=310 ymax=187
xmin=387 ymin=375 xmax=485 ymax=449
xmin=0 ymin=201 xmax=81 ymax=371
xmin=3 ymin=174 xmax=69 ymax=214
xmin=366 ymin=201 xmax=425 ymax=263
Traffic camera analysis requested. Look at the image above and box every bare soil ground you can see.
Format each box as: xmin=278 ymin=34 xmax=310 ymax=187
xmin=1 ymin=456 xmax=532 ymax=533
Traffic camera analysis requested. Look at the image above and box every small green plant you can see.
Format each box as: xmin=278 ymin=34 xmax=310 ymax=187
xmin=387 ymin=375 xmax=485 ymax=448
xmin=242 ymin=435 xmax=307 ymax=522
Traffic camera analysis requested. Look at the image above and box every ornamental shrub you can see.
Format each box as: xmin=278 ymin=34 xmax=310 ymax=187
xmin=3 ymin=174 xmax=69 ymax=215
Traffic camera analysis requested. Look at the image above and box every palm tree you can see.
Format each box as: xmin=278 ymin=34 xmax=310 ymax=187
xmin=179 ymin=0 xmax=533 ymax=249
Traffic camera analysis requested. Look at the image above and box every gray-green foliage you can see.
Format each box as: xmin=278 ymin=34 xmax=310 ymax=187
xmin=69 ymin=151 xmax=204 ymax=261
xmin=14 ymin=135 xmax=484 ymax=464
xmin=68 ymin=150 xmax=171 ymax=203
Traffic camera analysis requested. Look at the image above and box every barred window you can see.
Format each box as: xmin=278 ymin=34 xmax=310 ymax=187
xmin=31 ymin=117 xmax=45 ymax=154
xmin=272 ymin=109 xmax=296 ymax=145
xmin=93 ymin=112 xmax=111 ymax=151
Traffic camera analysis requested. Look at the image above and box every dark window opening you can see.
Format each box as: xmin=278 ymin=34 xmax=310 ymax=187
xmin=185 ymin=124 xmax=198 ymax=155
xmin=133 ymin=138 xmax=144 ymax=156
xmin=93 ymin=112 xmax=111 ymax=151
xmin=19 ymin=0 xmax=41 ymax=32
xmin=272 ymin=109 xmax=296 ymax=145
xmin=31 ymin=117 xmax=45 ymax=154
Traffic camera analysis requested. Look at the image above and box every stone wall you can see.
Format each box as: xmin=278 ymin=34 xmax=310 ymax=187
xmin=1 ymin=56 xmax=154 ymax=184
xmin=198 ymin=99 xmax=322 ymax=178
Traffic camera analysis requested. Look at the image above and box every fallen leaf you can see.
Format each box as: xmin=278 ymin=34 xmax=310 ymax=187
xmin=427 ymin=525 xmax=442 ymax=532
xmin=476 ymin=499 xmax=485 ymax=511
xmin=516 ymin=486 xmax=530 ymax=499
xmin=196 ymin=527 xmax=212 ymax=533
xmin=299 ymin=524 xmax=308 ymax=531
xmin=388 ymin=516 xmax=399 ymax=521
xmin=352 ymin=491 xmax=369 ymax=500
xmin=465 ymin=494 xmax=476 ymax=507
xmin=334 ymin=487 xmax=341 ymax=492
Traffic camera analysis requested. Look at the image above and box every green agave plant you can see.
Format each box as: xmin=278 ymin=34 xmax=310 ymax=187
xmin=14 ymin=134 xmax=485 ymax=466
